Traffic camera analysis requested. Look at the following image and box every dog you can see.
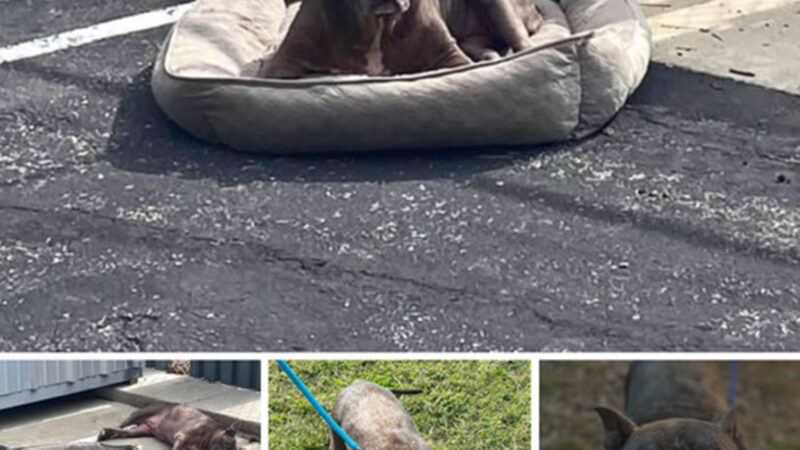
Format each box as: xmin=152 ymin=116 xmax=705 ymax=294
xmin=595 ymin=362 xmax=747 ymax=450
xmin=97 ymin=404 xmax=239 ymax=450
xmin=442 ymin=0 xmax=542 ymax=61
xmin=259 ymin=0 xmax=541 ymax=78
xmin=329 ymin=380 xmax=430 ymax=450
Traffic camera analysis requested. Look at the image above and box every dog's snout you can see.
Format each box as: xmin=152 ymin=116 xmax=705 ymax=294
xmin=368 ymin=0 xmax=410 ymax=16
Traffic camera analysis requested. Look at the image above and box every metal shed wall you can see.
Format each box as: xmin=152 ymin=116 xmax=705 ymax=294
xmin=146 ymin=361 xmax=260 ymax=390
xmin=0 ymin=361 xmax=143 ymax=411
xmin=190 ymin=361 xmax=260 ymax=390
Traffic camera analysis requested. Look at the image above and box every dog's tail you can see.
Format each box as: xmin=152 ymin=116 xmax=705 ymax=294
xmin=389 ymin=388 xmax=423 ymax=396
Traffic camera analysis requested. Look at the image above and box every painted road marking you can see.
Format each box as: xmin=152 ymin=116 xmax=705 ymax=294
xmin=649 ymin=0 xmax=800 ymax=42
xmin=0 ymin=2 xmax=194 ymax=65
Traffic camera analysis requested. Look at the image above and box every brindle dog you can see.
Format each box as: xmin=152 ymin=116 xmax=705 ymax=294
xmin=259 ymin=0 xmax=542 ymax=78
xmin=595 ymin=362 xmax=747 ymax=450
xmin=98 ymin=404 xmax=239 ymax=450
xmin=329 ymin=380 xmax=430 ymax=450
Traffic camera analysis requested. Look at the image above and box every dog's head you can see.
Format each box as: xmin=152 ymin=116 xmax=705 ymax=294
xmin=325 ymin=0 xmax=413 ymax=37
xmin=373 ymin=429 xmax=432 ymax=450
xmin=595 ymin=407 xmax=746 ymax=450
xmin=209 ymin=423 xmax=240 ymax=450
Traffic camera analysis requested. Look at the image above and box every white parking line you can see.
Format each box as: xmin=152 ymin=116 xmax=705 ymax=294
xmin=0 ymin=2 xmax=194 ymax=65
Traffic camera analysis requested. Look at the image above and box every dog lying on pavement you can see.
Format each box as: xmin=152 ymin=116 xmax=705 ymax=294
xmin=329 ymin=380 xmax=430 ymax=450
xmin=98 ymin=404 xmax=239 ymax=450
xmin=259 ymin=0 xmax=542 ymax=78
xmin=595 ymin=362 xmax=747 ymax=450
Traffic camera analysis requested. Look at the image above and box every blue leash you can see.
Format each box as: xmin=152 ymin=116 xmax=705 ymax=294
xmin=277 ymin=360 xmax=361 ymax=450
xmin=728 ymin=361 xmax=739 ymax=408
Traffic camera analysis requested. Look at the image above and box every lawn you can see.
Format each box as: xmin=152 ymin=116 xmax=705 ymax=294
xmin=540 ymin=361 xmax=800 ymax=450
xmin=269 ymin=360 xmax=531 ymax=449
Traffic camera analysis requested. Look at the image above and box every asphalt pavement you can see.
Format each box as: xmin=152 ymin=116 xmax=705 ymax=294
xmin=0 ymin=1 xmax=798 ymax=352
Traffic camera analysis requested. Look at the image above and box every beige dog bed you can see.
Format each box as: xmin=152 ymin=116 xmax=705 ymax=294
xmin=151 ymin=0 xmax=651 ymax=154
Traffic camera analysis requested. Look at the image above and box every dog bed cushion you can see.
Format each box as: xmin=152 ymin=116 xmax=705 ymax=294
xmin=151 ymin=0 xmax=651 ymax=154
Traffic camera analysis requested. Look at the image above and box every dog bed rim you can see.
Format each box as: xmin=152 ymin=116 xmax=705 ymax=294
xmin=161 ymin=21 xmax=596 ymax=87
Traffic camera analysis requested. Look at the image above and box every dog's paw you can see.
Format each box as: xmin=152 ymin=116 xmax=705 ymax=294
xmin=513 ymin=36 xmax=536 ymax=52
xmin=525 ymin=5 xmax=545 ymax=34
xmin=97 ymin=429 xmax=113 ymax=441
xmin=527 ymin=15 xmax=543 ymax=34
xmin=257 ymin=59 xmax=306 ymax=79
xmin=479 ymin=50 xmax=502 ymax=61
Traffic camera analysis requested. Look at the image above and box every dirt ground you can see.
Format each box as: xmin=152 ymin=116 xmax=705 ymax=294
xmin=540 ymin=361 xmax=800 ymax=450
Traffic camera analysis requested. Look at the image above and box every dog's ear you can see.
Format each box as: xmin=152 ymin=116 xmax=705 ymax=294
xmin=715 ymin=408 xmax=736 ymax=435
xmin=715 ymin=408 xmax=746 ymax=449
xmin=595 ymin=406 xmax=636 ymax=450
xmin=225 ymin=421 xmax=241 ymax=436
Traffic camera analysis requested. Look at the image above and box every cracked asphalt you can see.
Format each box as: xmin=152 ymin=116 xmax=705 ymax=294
xmin=1 ymin=1 xmax=799 ymax=352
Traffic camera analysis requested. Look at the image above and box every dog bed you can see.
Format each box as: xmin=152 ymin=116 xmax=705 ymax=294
xmin=151 ymin=0 xmax=651 ymax=154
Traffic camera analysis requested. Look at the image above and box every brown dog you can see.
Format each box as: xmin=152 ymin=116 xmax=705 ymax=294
xmin=98 ymin=404 xmax=239 ymax=450
xmin=443 ymin=0 xmax=542 ymax=61
xmin=329 ymin=381 xmax=430 ymax=450
xmin=259 ymin=0 xmax=541 ymax=78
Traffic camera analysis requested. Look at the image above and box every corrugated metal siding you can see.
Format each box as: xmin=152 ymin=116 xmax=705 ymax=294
xmin=0 ymin=361 xmax=143 ymax=410
xmin=191 ymin=361 xmax=260 ymax=390
xmin=144 ymin=361 xmax=260 ymax=390
xmin=146 ymin=361 xmax=172 ymax=371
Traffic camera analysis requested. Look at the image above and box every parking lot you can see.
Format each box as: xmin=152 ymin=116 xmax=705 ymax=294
xmin=0 ymin=0 xmax=798 ymax=352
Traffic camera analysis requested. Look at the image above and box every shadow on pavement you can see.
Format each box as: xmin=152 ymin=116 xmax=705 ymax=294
xmin=104 ymin=68 xmax=548 ymax=185
xmin=105 ymin=63 xmax=800 ymax=188
xmin=630 ymin=62 xmax=800 ymax=135
xmin=3 ymin=59 xmax=128 ymax=97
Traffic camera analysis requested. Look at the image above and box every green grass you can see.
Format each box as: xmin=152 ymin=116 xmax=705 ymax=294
xmin=269 ymin=360 xmax=531 ymax=449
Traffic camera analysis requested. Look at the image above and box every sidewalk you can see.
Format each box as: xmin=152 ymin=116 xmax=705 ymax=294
xmin=644 ymin=0 xmax=800 ymax=95
xmin=0 ymin=397 xmax=159 ymax=449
